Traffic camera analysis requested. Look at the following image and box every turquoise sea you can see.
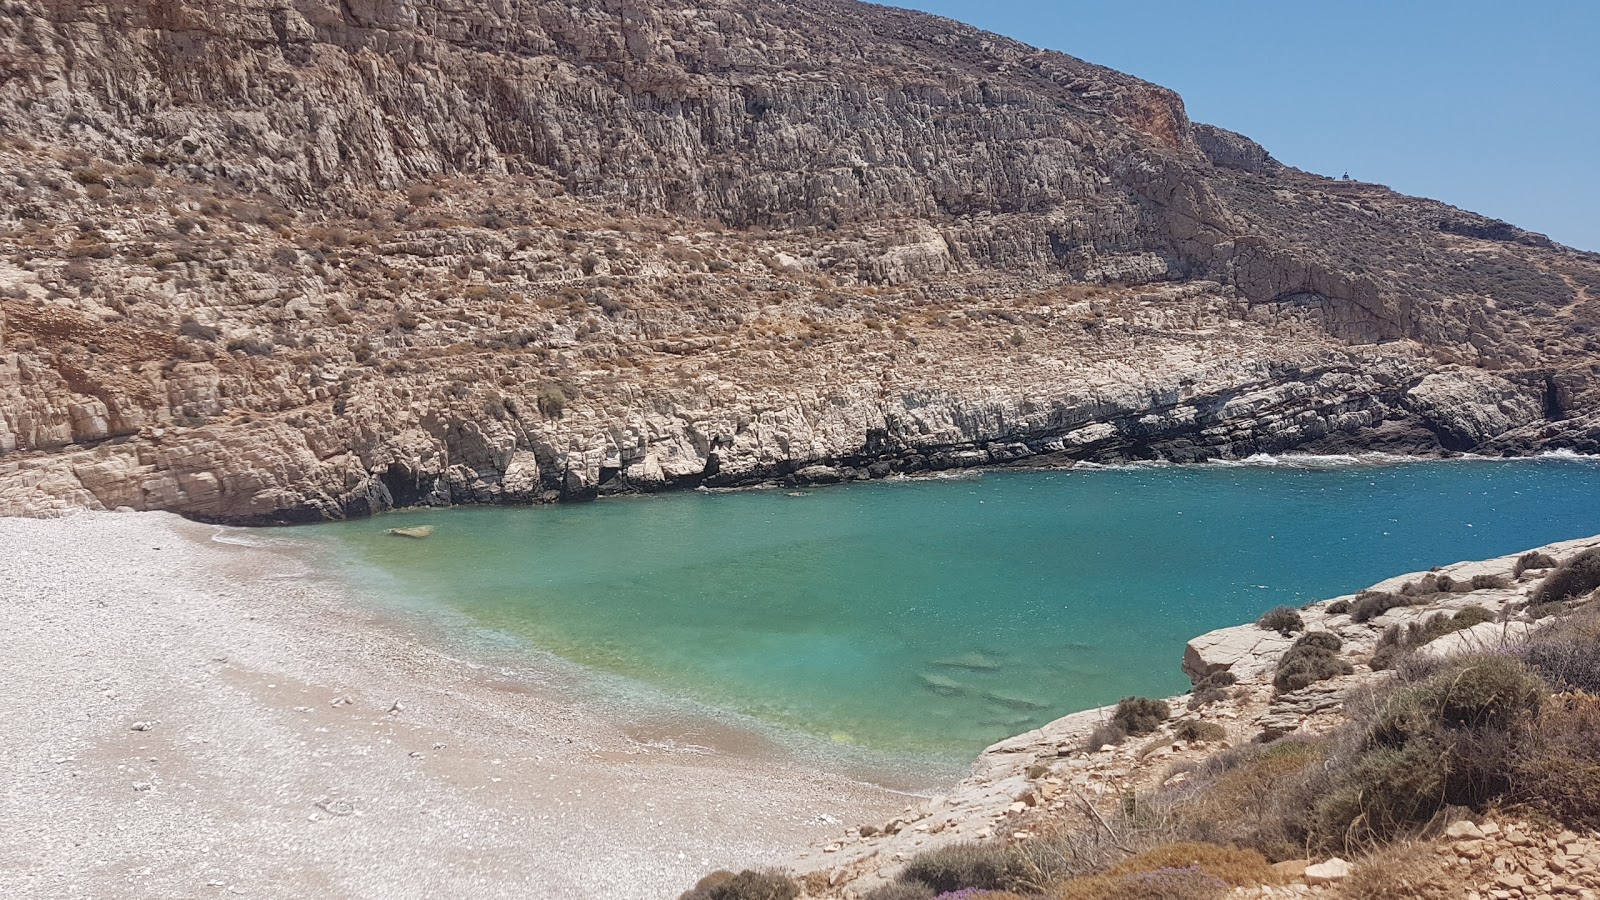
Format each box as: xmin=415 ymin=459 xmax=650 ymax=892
xmin=299 ymin=455 xmax=1600 ymax=765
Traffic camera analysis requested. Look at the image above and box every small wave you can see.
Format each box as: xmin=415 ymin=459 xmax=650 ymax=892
xmin=1536 ymin=448 xmax=1600 ymax=462
xmin=208 ymin=527 xmax=296 ymax=548
xmin=1069 ymin=450 xmax=1600 ymax=473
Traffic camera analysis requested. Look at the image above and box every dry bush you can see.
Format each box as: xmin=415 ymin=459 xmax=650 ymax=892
xmin=1105 ymin=843 xmax=1278 ymax=887
xmin=678 ymin=870 xmax=798 ymax=900
xmin=1086 ymin=721 xmax=1128 ymax=750
xmin=1337 ymin=841 xmax=1454 ymax=899
xmin=1187 ymin=670 xmax=1236 ymax=709
xmin=1275 ymin=632 xmax=1352 ymax=693
xmin=1520 ymin=605 xmax=1600 ymax=693
xmin=1369 ymin=607 xmax=1496 ymax=671
xmin=1112 ymin=697 xmax=1170 ymax=736
xmin=1051 ymin=867 xmax=1228 ymax=900
xmin=1315 ymin=655 xmax=1544 ymax=852
xmin=1533 ymin=548 xmax=1600 ymax=606
xmin=895 ymin=842 xmax=1034 ymax=894
xmin=858 ymin=885 xmax=933 ymax=900
xmin=1161 ymin=739 xmax=1325 ymax=861
xmin=1173 ymin=721 xmax=1227 ymax=744
xmin=1257 ymin=606 xmax=1304 ymax=636
xmin=1513 ymin=550 xmax=1558 ymax=578
xmin=1513 ymin=693 xmax=1600 ymax=829
xmin=1349 ymin=591 xmax=1410 ymax=623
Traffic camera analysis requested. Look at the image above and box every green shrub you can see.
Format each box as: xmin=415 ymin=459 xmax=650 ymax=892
xmin=1325 ymin=599 xmax=1351 ymax=615
xmin=679 ymin=869 xmax=799 ymax=900
xmin=1112 ymin=697 xmax=1171 ymax=736
xmin=1314 ymin=655 xmax=1544 ymax=849
xmin=897 ymin=842 xmax=1031 ymax=893
xmin=1453 ymin=605 xmax=1496 ymax=628
xmin=1257 ymin=605 xmax=1304 ymax=636
xmin=1533 ymin=548 xmax=1600 ymax=606
xmin=1514 ymin=550 xmax=1559 ymax=578
xmin=1274 ymin=633 xmax=1351 ymax=693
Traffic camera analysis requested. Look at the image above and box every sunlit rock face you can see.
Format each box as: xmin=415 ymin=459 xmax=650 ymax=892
xmin=1 ymin=0 xmax=1598 ymax=522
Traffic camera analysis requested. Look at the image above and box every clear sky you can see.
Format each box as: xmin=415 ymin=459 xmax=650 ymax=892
xmin=887 ymin=1 xmax=1599 ymax=252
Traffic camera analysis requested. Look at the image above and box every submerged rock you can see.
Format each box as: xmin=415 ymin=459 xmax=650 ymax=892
xmin=932 ymin=652 xmax=1002 ymax=671
xmin=918 ymin=673 xmax=967 ymax=696
xmin=386 ymin=526 xmax=435 ymax=539
xmin=982 ymin=691 xmax=1050 ymax=711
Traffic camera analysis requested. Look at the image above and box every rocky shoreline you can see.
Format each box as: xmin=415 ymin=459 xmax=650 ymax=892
xmin=783 ymin=532 xmax=1600 ymax=896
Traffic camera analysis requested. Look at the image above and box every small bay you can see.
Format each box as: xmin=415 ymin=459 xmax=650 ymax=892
xmin=299 ymin=456 xmax=1600 ymax=763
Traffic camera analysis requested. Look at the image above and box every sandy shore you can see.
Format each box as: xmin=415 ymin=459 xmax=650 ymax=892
xmin=0 ymin=512 xmax=910 ymax=899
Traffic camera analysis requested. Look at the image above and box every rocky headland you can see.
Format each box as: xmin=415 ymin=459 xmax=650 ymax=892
xmin=2 ymin=0 xmax=1600 ymax=522
xmin=779 ymin=535 xmax=1600 ymax=898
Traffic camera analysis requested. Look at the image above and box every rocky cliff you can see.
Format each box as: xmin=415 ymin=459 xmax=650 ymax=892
xmin=2 ymin=0 xmax=1598 ymax=522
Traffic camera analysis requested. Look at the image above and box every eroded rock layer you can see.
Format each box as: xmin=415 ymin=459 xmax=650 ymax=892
xmin=1 ymin=0 xmax=1598 ymax=521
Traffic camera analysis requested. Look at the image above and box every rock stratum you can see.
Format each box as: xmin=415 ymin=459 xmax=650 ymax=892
xmin=2 ymin=0 xmax=1599 ymax=522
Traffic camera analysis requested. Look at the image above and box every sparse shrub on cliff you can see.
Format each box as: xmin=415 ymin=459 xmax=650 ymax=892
xmin=1104 ymin=843 xmax=1277 ymax=889
xmin=1514 ymin=693 xmax=1600 ymax=830
xmin=1174 ymin=721 xmax=1227 ymax=744
xmin=1112 ymin=697 xmax=1170 ymax=736
xmin=896 ymin=842 xmax=1032 ymax=894
xmin=678 ymin=869 xmax=799 ymax=900
xmin=1532 ymin=547 xmax=1600 ymax=606
xmin=1256 ymin=606 xmax=1303 ymax=637
xmin=1051 ymin=866 xmax=1229 ymax=900
xmin=1273 ymin=632 xmax=1351 ymax=693
xmin=1188 ymin=671 xmax=1236 ymax=709
xmin=1349 ymin=590 xmax=1408 ymax=623
xmin=1324 ymin=599 xmax=1351 ymax=615
xmin=1521 ymin=606 xmax=1600 ymax=694
xmin=1086 ymin=721 xmax=1128 ymax=750
xmin=1160 ymin=738 xmax=1326 ymax=860
xmin=859 ymin=884 xmax=934 ymax=900
xmin=536 ymin=383 xmax=568 ymax=418
xmin=1372 ymin=606 xmax=1501 ymax=670
xmin=1514 ymin=550 xmax=1559 ymax=578
xmin=1313 ymin=655 xmax=1543 ymax=850
xmin=1400 ymin=574 xmax=1445 ymax=598
xmin=1471 ymin=573 xmax=1509 ymax=591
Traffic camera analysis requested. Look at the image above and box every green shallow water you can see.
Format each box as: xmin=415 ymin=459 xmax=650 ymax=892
xmin=299 ymin=456 xmax=1600 ymax=762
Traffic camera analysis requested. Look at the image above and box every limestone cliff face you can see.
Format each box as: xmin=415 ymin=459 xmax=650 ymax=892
xmin=0 ymin=0 xmax=1598 ymax=522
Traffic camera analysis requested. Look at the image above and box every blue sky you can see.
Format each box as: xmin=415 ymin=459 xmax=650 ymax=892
xmin=888 ymin=1 xmax=1599 ymax=251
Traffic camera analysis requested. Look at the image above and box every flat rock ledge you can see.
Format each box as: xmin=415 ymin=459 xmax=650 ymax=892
xmin=788 ymin=532 xmax=1600 ymax=895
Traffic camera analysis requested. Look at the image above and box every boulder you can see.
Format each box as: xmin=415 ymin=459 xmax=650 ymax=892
xmin=1182 ymin=623 xmax=1295 ymax=683
xmin=1304 ymin=858 xmax=1351 ymax=885
xmin=1416 ymin=620 xmax=1534 ymax=659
